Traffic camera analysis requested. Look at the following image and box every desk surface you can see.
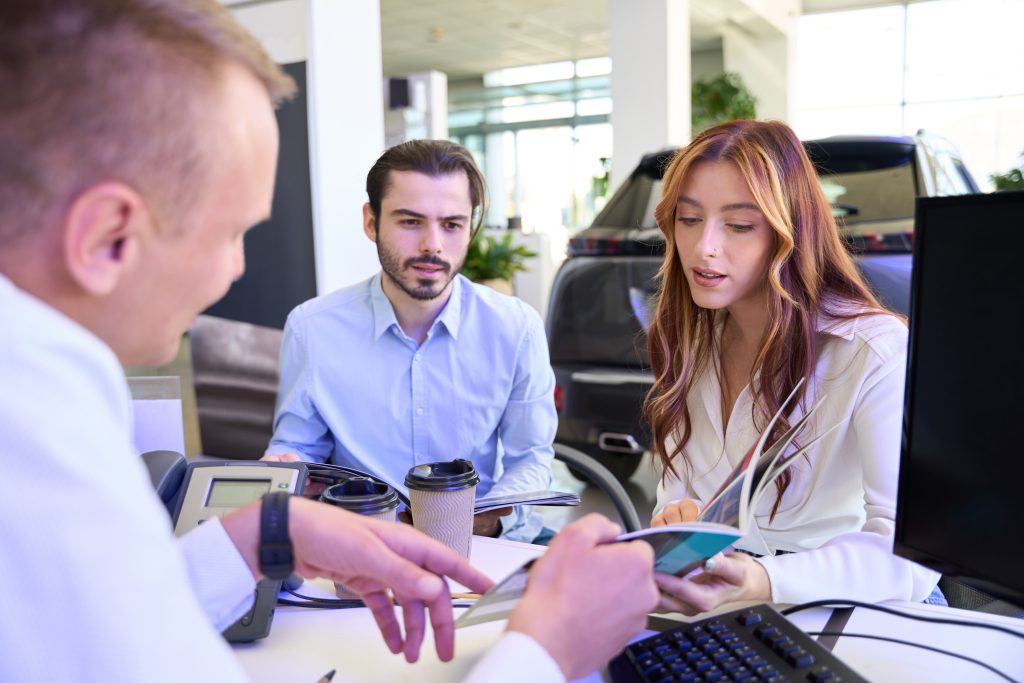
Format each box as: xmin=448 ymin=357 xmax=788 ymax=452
xmin=232 ymin=536 xmax=1024 ymax=683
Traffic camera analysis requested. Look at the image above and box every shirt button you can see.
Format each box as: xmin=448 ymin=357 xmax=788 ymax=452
xmin=414 ymin=356 xmax=421 ymax=362
xmin=416 ymin=407 xmax=424 ymax=416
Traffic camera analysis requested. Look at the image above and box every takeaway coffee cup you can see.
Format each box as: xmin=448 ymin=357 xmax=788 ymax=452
xmin=404 ymin=459 xmax=480 ymax=559
xmin=320 ymin=477 xmax=401 ymax=597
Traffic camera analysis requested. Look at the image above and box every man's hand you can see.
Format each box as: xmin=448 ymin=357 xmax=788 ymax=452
xmin=650 ymin=498 xmax=700 ymax=527
xmin=472 ymin=507 xmax=512 ymax=537
xmin=221 ymin=497 xmax=494 ymax=663
xmin=506 ymin=514 xmax=659 ymax=681
xmin=654 ymin=551 xmax=771 ymax=615
xmin=260 ymin=453 xmax=301 ymax=463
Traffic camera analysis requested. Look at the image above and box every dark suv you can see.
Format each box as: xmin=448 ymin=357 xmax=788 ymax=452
xmin=547 ymin=132 xmax=979 ymax=481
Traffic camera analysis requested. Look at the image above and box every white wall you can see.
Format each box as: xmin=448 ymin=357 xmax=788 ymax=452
xmin=721 ymin=0 xmax=799 ymax=122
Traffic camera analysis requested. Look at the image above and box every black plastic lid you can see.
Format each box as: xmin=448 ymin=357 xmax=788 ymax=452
xmin=320 ymin=478 xmax=400 ymax=515
xmin=404 ymin=459 xmax=480 ymax=492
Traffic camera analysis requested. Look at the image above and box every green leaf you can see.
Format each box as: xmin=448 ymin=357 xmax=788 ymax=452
xmin=691 ymin=72 xmax=758 ymax=133
xmin=460 ymin=232 xmax=538 ymax=283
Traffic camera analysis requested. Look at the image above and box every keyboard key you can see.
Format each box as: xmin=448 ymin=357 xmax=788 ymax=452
xmin=806 ymin=664 xmax=836 ymax=681
xmin=730 ymin=667 xmax=755 ymax=682
xmin=695 ymin=657 xmax=715 ymax=673
xmin=784 ymin=648 xmax=814 ymax=669
xmin=720 ymin=657 xmax=742 ymax=672
xmin=687 ymin=626 xmax=712 ymax=645
xmin=737 ymin=611 xmax=763 ymax=626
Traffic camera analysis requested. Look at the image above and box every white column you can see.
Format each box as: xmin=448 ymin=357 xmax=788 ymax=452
xmin=720 ymin=0 xmax=799 ymax=123
xmin=231 ymin=0 xmax=385 ymax=296
xmin=608 ymin=0 xmax=691 ymax=190
xmin=306 ymin=0 xmax=385 ymax=294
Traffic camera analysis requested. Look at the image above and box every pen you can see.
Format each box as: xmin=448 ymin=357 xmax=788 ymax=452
xmin=317 ymin=669 xmax=336 ymax=683
xmin=451 ymin=592 xmax=481 ymax=601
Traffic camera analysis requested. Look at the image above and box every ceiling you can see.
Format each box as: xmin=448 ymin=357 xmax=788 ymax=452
xmin=227 ymin=0 xmax=925 ymax=82
xmin=379 ymin=0 xmax=917 ymax=81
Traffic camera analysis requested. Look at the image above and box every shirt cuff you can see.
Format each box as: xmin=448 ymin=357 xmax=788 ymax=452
xmin=463 ymin=631 xmax=565 ymax=683
xmin=177 ymin=517 xmax=258 ymax=631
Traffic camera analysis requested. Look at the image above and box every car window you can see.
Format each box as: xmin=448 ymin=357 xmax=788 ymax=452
xmin=593 ymin=175 xmax=661 ymax=229
xmin=817 ymin=163 xmax=917 ymax=223
xmin=932 ymin=149 xmax=976 ymax=195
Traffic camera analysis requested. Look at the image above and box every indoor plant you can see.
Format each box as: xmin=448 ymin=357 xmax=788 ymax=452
xmin=460 ymin=232 xmax=537 ymax=295
xmin=990 ymin=151 xmax=1024 ymax=191
xmin=691 ymin=72 xmax=758 ymax=133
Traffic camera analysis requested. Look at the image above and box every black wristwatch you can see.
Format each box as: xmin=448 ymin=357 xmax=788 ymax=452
xmin=259 ymin=491 xmax=294 ymax=580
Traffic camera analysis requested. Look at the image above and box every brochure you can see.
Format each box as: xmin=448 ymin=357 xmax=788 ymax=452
xmin=457 ymin=379 xmax=835 ymax=629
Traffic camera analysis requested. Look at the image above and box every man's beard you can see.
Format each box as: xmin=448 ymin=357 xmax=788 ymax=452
xmin=378 ymin=243 xmax=464 ymax=301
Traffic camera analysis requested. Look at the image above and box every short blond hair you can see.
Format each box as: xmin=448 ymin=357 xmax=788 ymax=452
xmin=0 ymin=0 xmax=296 ymax=244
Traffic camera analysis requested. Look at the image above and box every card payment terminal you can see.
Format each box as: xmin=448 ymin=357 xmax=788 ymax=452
xmin=170 ymin=460 xmax=307 ymax=643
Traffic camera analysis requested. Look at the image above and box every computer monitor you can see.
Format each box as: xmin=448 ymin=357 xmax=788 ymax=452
xmin=895 ymin=190 xmax=1024 ymax=608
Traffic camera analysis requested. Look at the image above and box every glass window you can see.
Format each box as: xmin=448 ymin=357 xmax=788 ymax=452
xmin=796 ymin=1 xmax=1024 ymax=193
xmin=796 ymin=6 xmax=904 ymax=110
xmin=905 ymin=0 xmax=1024 ymax=102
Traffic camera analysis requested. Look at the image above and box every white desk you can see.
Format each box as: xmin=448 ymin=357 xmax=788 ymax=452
xmin=232 ymin=536 xmax=1024 ymax=683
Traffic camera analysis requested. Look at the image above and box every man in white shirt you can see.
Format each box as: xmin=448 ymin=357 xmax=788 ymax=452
xmin=0 ymin=2 xmax=658 ymax=682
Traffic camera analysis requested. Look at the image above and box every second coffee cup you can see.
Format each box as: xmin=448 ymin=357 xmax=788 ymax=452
xmin=320 ymin=477 xmax=400 ymax=597
xmin=404 ymin=459 xmax=479 ymax=559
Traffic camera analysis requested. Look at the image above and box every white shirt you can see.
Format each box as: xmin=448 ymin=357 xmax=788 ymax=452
xmin=0 ymin=274 xmax=562 ymax=683
xmin=0 ymin=274 xmax=254 ymax=681
xmin=656 ymin=308 xmax=940 ymax=605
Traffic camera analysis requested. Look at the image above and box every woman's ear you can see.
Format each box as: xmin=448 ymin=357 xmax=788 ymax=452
xmin=62 ymin=182 xmax=148 ymax=296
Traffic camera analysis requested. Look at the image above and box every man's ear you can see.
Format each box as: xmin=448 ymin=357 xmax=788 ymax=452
xmin=362 ymin=202 xmax=378 ymax=243
xmin=62 ymin=182 xmax=147 ymax=297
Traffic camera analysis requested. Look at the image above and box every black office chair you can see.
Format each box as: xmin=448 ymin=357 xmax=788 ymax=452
xmin=189 ymin=315 xmax=282 ymax=460
xmin=938 ymin=576 xmax=1024 ymax=618
xmin=553 ymin=443 xmax=642 ymax=533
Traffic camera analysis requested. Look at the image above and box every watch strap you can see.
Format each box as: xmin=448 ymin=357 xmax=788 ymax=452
xmin=259 ymin=491 xmax=293 ymax=580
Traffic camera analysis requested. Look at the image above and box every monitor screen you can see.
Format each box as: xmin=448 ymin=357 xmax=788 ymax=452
xmin=895 ymin=191 xmax=1024 ymax=607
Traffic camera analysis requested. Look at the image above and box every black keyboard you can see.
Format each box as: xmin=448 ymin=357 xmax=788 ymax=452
xmin=609 ymin=604 xmax=867 ymax=683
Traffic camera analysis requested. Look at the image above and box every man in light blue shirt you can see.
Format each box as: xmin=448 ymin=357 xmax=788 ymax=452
xmin=265 ymin=140 xmax=556 ymax=543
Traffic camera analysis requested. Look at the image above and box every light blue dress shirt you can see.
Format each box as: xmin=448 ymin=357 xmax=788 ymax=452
xmin=268 ymin=273 xmax=557 ymax=542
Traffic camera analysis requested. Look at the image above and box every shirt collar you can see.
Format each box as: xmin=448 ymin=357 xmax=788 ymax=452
xmin=434 ymin=274 xmax=463 ymax=340
xmin=814 ymin=296 xmax=860 ymax=341
xmin=369 ymin=272 xmax=464 ymax=342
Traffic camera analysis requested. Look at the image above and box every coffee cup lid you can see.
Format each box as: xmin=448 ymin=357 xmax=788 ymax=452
xmin=404 ymin=459 xmax=480 ymax=491
xmin=321 ymin=477 xmax=400 ymax=515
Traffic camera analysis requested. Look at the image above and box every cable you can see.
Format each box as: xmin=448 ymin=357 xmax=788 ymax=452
xmin=806 ymin=631 xmax=1020 ymax=683
xmin=781 ymin=599 xmax=1024 ymax=641
xmin=277 ymin=588 xmax=365 ymax=610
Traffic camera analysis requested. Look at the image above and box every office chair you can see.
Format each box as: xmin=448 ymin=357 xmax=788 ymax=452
xmin=937 ymin=576 xmax=1024 ymax=618
xmin=553 ymin=443 xmax=642 ymax=533
xmin=189 ymin=315 xmax=281 ymax=460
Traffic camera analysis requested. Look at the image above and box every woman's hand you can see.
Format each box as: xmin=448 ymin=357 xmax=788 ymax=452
xmin=654 ymin=552 xmax=771 ymax=615
xmin=650 ymin=498 xmax=700 ymax=527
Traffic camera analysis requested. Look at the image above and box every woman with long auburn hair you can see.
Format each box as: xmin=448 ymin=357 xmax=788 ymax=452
xmin=644 ymin=120 xmax=940 ymax=614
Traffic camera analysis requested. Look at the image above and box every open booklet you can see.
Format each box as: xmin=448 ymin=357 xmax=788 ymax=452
xmin=456 ymin=379 xmax=836 ymax=629
xmin=305 ymin=462 xmax=580 ymax=513
xmin=474 ymin=490 xmax=580 ymax=514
